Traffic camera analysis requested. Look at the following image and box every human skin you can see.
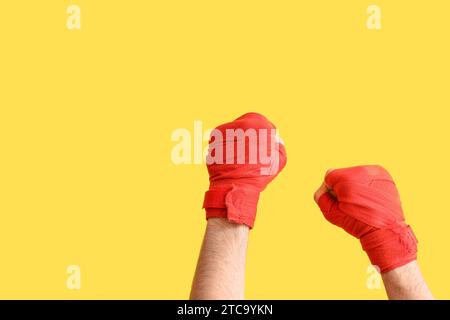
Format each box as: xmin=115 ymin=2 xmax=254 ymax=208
xmin=190 ymin=218 xmax=249 ymax=300
xmin=314 ymin=179 xmax=434 ymax=300
xmin=381 ymin=260 xmax=433 ymax=300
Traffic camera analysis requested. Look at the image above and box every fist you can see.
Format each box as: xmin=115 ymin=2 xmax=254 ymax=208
xmin=203 ymin=113 xmax=287 ymax=229
xmin=314 ymin=165 xmax=417 ymax=273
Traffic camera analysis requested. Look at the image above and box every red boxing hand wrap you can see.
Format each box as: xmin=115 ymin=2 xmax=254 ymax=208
xmin=203 ymin=113 xmax=287 ymax=229
xmin=316 ymin=165 xmax=418 ymax=273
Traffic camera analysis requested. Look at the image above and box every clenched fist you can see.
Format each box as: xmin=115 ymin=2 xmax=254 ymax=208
xmin=202 ymin=113 xmax=287 ymax=229
xmin=314 ymin=165 xmax=418 ymax=273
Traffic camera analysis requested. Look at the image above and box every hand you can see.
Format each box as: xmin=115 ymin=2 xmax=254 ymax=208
xmin=202 ymin=112 xmax=287 ymax=229
xmin=313 ymin=165 xmax=418 ymax=273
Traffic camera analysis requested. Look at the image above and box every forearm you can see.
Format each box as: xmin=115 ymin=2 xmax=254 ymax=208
xmin=190 ymin=218 xmax=249 ymax=300
xmin=381 ymin=260 xmax=433 ymax=300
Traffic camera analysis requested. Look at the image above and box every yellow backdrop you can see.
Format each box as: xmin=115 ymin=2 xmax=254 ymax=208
xmin=0 ymin=1 xmax=448 ymax=299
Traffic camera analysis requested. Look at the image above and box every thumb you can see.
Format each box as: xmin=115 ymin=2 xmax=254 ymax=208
xmin=313 ymin=182 xmax=328 ymax=204
xmin=314 ymin=182 xmax=338 ymax=217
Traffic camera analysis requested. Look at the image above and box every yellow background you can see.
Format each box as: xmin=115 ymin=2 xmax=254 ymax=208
xmin=0 ymin=1 xmax=449 ymax=299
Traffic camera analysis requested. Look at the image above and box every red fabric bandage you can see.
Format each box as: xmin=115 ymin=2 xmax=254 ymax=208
xmin=316 ymin=165 xmax=418 ymax=273
xmin=203 ymin=113 xmax=287 ymax=229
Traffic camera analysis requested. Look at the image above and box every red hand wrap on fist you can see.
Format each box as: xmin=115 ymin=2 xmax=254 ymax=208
xmin=315 ymin=165 xmax=418 ymax=273
xmin=203 ymin=113 xmax=287 ymax=229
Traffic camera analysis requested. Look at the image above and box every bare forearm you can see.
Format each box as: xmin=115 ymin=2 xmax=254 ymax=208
xmin=381 ymin=260 xmax=433 ymax=300
xmin=190 ymin=218 xmax=249 ymax=300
